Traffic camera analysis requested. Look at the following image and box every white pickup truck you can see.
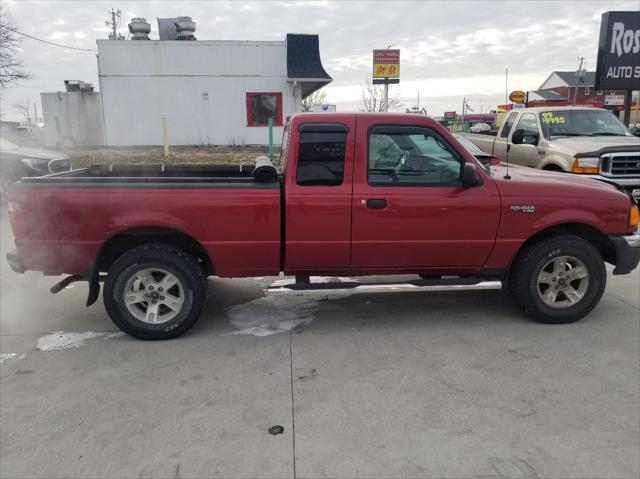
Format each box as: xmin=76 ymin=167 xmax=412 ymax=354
xmin=462 ymin=107 xmax=640 ymax=200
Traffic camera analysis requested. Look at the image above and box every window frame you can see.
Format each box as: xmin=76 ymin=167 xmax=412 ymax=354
xmin=366 ymin=124 xmax=464 ymax=188
xmin=514 ymin=112 xmax=540 ymax=138
xmin=584 ymin=87 xmax=590 ymax=96
xmin=246 ymin=92 xmax=283 ymax=127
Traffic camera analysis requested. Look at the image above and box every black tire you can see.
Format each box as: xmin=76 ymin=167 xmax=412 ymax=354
xmin=103 ymin=244 xmax=207 ymax=340
xmin=508 ymin=235 xmax=606 ymax=324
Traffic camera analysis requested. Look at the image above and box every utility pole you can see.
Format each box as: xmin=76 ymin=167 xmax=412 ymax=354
xmin=33 ymin=102 xmax=38 ymax=124
xmin=106 ymin=8 xmax=121 ymax=40
xmin=572 ymin=56 xmax=584 ymax=105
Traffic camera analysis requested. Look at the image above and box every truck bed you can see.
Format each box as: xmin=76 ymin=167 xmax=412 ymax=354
xmin=18 ymin=164 xmax=280 ymax=188
xmin=9 ymin=163 xmax=282 ymax=278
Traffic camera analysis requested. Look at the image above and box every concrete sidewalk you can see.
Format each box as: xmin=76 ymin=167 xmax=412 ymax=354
xmin=1 ymin=207 xmax=639 ymax=478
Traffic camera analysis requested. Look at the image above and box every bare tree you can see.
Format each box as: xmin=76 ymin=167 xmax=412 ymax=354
xmin=13 ymin=99 xmax=31 ymax=124
xmin=360 ymin=80 xmax=400 ymax=112
xmin=0 ymin=6 xmax=30 ymax=89
xmin=301 ymin=89 xmax=327 ymax=112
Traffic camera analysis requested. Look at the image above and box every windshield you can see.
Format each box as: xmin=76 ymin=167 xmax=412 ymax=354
xmin=0 ymin=138 xmax=19 ymax=150
xmin=539 ymin=110 xmax=631 ymax=138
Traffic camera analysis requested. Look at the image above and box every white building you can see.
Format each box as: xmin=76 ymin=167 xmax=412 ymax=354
xmin=97 ymin=32 xmax=332 ymax=146
xmin=41 ymin=90 xmax=104 ymax=147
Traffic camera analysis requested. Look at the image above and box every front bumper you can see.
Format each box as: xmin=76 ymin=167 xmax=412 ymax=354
xmin=609 ymin=233 xmax=640 ymax=275
xmin=6 ymin=249 xmax=26 ymax=274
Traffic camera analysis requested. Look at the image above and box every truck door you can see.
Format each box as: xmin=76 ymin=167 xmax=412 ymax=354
xmin=284 ymin=118 xmax=356 ymax=271
xmin=350 ymin=119 xmax=500 ymax=270
xmin=509 ymin=112 xmax=542 ymax=167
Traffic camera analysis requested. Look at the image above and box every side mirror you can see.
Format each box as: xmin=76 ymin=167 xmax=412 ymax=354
xmin=512 ymin=129 xmax=538 ymax=145
xmin=462 ymin=162 xmax=482 ymax=187
xmin=511 ymin=129 xmax=525 ymax=144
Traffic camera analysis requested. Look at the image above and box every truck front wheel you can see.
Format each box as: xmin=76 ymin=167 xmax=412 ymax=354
xmin=509 ymin=236 xmax=606 ymax=323
xmin=103 ymin=244 xmax=207 ymax=340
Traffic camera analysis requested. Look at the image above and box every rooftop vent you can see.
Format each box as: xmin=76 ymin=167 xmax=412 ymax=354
xmin=157 ymin=16 xmax=196 ymax=40
xmin=128 ymin=17 xmax=151 ymax=40
xmin=176 ymin=16 xmax=196 ymax=40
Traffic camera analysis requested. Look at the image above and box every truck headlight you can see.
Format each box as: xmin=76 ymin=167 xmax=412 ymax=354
xmin=571 ymin=157 xmax=599 ymax=174
xmin=21 ymin=158 xmax=50 ymax=173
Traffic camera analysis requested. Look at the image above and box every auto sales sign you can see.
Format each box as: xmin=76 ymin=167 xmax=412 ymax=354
xmin=595 ymin=11 xmax=640 ymax=90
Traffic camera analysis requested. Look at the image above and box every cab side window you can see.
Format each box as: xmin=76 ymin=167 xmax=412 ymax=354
xmin=515 ymin=113 xmax=539 ymax=137
xmin=368 ymin=125 xmax=461 ymax=186
xmin=500 ymin=112 xmax=518 ymax=138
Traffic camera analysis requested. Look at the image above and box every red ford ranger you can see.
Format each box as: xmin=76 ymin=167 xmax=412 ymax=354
xmin=6 ymin=113 xmax=640 ymax=340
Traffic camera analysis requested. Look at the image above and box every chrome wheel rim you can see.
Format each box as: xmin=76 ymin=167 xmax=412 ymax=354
xmin=124 ymin=268 xmax=185 ymax=324
xmin=537 ymin=256 xmax=589 ymax=309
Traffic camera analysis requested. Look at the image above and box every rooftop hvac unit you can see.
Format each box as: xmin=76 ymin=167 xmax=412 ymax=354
xmin=128 ymin=18 xmax=151 ymax=40
xmin=64 ymin=80 xmax=94 ymax=92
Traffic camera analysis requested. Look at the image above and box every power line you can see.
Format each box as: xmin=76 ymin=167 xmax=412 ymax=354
xmin=2 ymin=25 xmax=97 ymax=52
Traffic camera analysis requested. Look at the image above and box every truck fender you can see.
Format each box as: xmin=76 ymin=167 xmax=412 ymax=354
xmin=539 ymin=155 xmax=570 ymax=171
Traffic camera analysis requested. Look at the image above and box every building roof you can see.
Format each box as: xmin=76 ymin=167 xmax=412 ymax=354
xmin=546 ymin=71 xmax=596 ymax=88
xmin=529 ymin=90 xmax=568 ymax=101
xmin=286 ymin=34 xmax=332 ymax=97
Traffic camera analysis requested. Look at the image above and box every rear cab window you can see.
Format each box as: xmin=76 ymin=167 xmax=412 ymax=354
xmin=500 ymin=111 xmax=518 ymax=138
xmin=296 ymin=124 xmax=347 ymax=186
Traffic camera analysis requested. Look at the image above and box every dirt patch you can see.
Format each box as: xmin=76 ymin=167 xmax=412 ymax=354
xmin=70 ymin=145 xmax=280 ymax=169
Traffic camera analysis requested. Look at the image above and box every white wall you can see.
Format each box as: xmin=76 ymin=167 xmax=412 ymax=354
xmin=97 ymin=40 xmax=301 ymax=146
xmin=41 ymin=92 xmax=104 ymax=147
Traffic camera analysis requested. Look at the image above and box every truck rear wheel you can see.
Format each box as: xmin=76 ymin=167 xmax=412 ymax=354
xmin=103 ymin=244 xmax=207 ymax=340
xmin=508 ymin=236 xmax=606 ymax=324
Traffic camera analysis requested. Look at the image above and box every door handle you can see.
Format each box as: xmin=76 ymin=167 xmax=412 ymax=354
xmin=366 ymin=198 xmax=387 ymax=209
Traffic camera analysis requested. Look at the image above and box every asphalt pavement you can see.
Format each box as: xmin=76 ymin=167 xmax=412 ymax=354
xmin=1 ymin=205 xmax=639 ymax=479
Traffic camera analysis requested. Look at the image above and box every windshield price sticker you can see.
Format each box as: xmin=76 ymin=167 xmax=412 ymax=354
xmin=541 ymin=112 xmax=566 ymax=124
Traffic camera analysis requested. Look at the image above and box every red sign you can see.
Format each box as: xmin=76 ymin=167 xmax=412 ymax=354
xmin=373 ymin=49 xmax=400 ymax=63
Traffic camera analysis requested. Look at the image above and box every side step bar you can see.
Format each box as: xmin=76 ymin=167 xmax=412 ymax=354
xmin=267 ymin=276 xmax=502 ymax=294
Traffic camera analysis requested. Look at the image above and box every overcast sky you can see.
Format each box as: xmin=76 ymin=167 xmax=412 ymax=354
xmin=0 ymin=0 xmax=635 ymax=121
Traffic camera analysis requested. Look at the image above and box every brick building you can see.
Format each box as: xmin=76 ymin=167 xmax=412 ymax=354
xmin=531 ymin=71 xmax=628 ymax=110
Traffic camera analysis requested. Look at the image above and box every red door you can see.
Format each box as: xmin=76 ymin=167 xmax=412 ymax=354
xmin=284 ymin=116 xmax=356 ymax=272
xmin=350 ymin=118 xmax=500 ymax=271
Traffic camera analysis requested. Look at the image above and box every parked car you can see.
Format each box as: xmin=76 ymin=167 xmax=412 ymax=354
xmin=0 ymin=138 xmax=71 ymax=202
xmin=461 ymin=107 xmax=640 ymax=200
xmin=468 ymin=122 xmax=492 ymax=134
xmin=6 ymin=112 xmax=640 ymax=340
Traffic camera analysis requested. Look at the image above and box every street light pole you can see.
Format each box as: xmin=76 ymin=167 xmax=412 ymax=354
xmin=383 ymin=83 xmax=389 ymax=112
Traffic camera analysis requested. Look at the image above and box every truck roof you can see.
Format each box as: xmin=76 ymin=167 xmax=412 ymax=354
xmin=289 ymin=111 xmax=444 ymax=122
xmin=511 ymin=106 xmax=609 ymax=113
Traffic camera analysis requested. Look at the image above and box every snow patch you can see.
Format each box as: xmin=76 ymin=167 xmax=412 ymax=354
xmin=36 ymin=331 xmax=122 ymax=351
xmin=0 ymin=353 xmax=17 ymax=364
xmin=225 ymin=295 xmax=321 ymax=337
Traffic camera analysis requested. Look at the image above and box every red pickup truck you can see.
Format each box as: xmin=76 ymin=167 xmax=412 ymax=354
xmin=7 ymin=113 xmax=640 ymax=340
